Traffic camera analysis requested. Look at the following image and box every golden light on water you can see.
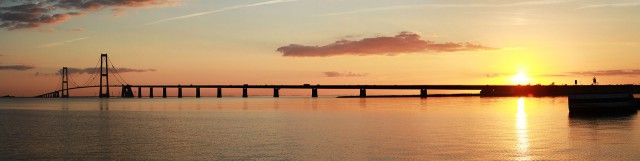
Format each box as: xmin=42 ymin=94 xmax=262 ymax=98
xmin=515 ymin=97 xmax=530 ymax=160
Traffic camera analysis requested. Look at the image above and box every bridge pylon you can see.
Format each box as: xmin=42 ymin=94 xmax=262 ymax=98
xmin=61 ymin=67 xmax=69 ymax=98
xmin=99 ymin=54 xmax=110 ymax=98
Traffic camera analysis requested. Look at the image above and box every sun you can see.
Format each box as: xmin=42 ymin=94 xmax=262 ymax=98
xmin=511 ymin=71 xmax=530 ymax=85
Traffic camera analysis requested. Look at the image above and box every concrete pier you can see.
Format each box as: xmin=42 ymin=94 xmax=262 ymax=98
xmin=196 ymin=87 xmax=201 ymax=98
xmin=217 ymin=88 xmax=222 ymax=98
xmin=242 ymin=88 xmax=248 ymax=97
xmin=312 ymin=88 xmax=318 ymax=97
xmin=273 ymin=88 xmax=279 ymax=97
xmin=163 ymin=87 xmax=167 ymax=98
xmin=178 ymin=86 xmax=182 ymax=98
xmin=138 ymin=87 xmax=142 ymax=98
xmin=420 ymin=89 xmax=427 ymax=98
xmin=359 ymin=88 xmax=367 ymax=97
xmin=149 ymin=88 xmax=153 ymax=98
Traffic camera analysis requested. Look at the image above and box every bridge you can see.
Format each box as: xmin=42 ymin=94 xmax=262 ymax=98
xmin=36 ymin=54 xmax=640 ymax=98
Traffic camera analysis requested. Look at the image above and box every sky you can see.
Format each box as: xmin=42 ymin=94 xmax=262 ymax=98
xmin=1 ymin=0 xmax=640 ymax=97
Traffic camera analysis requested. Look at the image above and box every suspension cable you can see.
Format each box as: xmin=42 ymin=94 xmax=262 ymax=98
xmin=107 ymin=57 xmax=130 ymax=85
xmin=78 ymin=57 xmax=101 ymax=87
xmin=108 ymin=67 xmax=125 ymax=85
xmin=68 ymin=75 xmax=80 ymax=87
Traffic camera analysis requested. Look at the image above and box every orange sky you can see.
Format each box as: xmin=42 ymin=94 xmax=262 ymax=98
xmin=1 ymin=0 xmax=640 ymax=96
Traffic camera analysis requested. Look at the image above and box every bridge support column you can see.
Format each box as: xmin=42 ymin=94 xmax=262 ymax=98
xmin=196 ymin=88 xmax=201 ymax=98
xmin=178 ymin=86 xmax=182 ymax=98
xmin=242 ymin=87 xmax=248 ymax=98
xmin=121 ymin=85 xmax=134 ymax=98
xmin=359 ymin=88 xmax=367 ymax=97
xmin=149 ymin=88 xmax=154 ymax=98
xmin=138 ymin=87 xmax=142 ymax=98
xmin=273 ymin=88 xmax=279 ymax=97
xmin=312 ymin=88 xmax=318 ymax=97
xmin=163 ymin=87 xmax=167 ymax=98
xmin=217 ymin=88 xmax=222 ymax=98
xmin=420 ymin=89 xmax=427 ymax=98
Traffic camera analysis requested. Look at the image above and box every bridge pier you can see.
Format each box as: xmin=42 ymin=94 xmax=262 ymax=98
xmin=242 ymin=86 xmax=248 ymax=98
xmin=312 ymin=88 xmax=318 ymax=97
xmin=121 ymin=85 xmax=134 ymax=98
xmin=420 ymin=89 xmax=427 ymax=98
xmin=359 ymin=88 xmax=367 ymax=97
xmin=149 ymin=88 xmax=154 ymax=98
xmin=196 ymin=87 xmax=201 ymax=98
xmin=163 ymin=87 xmax=167 ymax=98
xmin=273 ymin=88 xmax=279 ymax=97
xmin=217 ymin=88 xmax=222 ymax=98
xmin=138 ymin=87 xmax=142 ymax=98
xmin=178 ymin=86 xmax=182 ymax=98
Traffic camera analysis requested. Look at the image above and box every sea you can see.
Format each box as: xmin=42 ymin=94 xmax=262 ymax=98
xmin=1 ymin=96 xmax=639 ymax=160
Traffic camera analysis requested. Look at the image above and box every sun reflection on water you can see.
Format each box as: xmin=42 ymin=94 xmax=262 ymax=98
xmin=515 ymin=97 xmax=530 ymax=160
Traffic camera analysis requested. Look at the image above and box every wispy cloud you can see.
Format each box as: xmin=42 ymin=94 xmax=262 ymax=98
xmin=569 ymin=69 xmax=640 ymax=76
xmin=39 ymin=28 xmax=56 ymax=33
xmin=146 ymin=0 xmax=298 ymax=25
xmin=70 ymin=28 xmax=84 ymax=32
xmin=323 ymin=0 xmax=571 ymax=16
xmin=276 ymin=32 xmax=495 ymax=57
xmin=37 ymin=37 xmax=88 ymax=48
xmin=577 ymin=2 xmax=640 ymax=9
xmin=324 ymin=71 xmax=368 ymax=77
xmin=0 ymin=65 xmax=35 ymax=71
xmin=59 ymin=67 xmax=157 ymax=75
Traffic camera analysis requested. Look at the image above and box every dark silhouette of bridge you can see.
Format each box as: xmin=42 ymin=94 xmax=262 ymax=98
xmin=36 ymin=54 xmax=640 ymax=98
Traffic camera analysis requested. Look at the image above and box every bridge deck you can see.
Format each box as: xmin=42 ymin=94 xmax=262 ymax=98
xmin=36 ymin=84 xmax=640 ymax=98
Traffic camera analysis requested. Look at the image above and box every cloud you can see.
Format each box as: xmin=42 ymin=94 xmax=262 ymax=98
xmin=70 ymin=27 xmax=84 ymax=32
xmin=323 ymin=0 xmax=571 ymax=16
xmin=37 ymin=37 xmax=88 ymax=48
xmin=276 ymin=32 xmax=495 ymax=57
xmin=0 ymin=0 xmax=178 ymax=30
xmin=59 ymin=67 xmax=157 ymax=75
xmin=486 ymin=73 xmax=502 ymax=78
xmin=39 ymin=28 xmax=55 ymax=33
xmin=146 ymin=0 xmax=297 ymax=25
xmin=577 ymin=2 xmax=640 ymax=9
xmin=0 ymin=65 xmax=35 ymax=70
xmin=324 ymin=71 xmax=368 ymax=77
xmin=569 ymin=70 xmax=640 ymax=76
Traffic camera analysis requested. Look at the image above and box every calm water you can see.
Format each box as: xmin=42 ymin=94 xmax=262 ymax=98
xmin=1 ymin=97 xmax=639 ymax=160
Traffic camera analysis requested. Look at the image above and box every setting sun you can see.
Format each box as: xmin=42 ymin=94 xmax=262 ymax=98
xmin=511 ymin=71 xmax=531 ymax=85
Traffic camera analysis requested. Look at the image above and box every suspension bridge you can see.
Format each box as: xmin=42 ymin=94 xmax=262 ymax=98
xmin=36 ymin=54 xmax=640 ymax=98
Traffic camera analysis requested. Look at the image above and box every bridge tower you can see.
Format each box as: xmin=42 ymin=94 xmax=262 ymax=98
xmin=99 ymin=54 xmax=110 ymax=98
xmin=61 ymin=67 xmax=69 ymax=98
